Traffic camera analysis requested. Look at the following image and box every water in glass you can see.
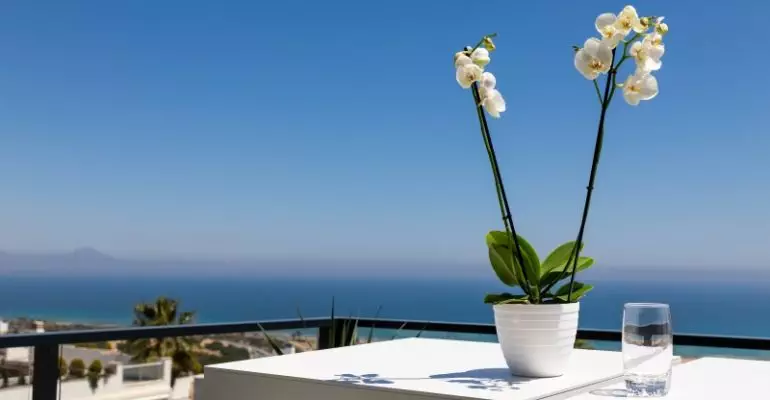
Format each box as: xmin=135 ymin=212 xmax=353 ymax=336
xmin=622 ymin=303 xmax=672 ymax=397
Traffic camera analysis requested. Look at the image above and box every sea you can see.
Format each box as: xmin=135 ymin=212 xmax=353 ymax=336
xmin=1 ymin=276 xmax=769 ymax=358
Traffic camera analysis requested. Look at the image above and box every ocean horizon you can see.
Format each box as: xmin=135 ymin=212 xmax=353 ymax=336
xmin=1 ymin=275 xmax=769 ymax=339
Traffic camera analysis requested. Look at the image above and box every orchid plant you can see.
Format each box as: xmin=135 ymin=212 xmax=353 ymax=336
xmin=454 ymin=36 xmax=593 ymax=305
xmin=454 ymin=5 xmax=667 ymax=305
xmin=564 ymin=6 xmax=667 ymax=301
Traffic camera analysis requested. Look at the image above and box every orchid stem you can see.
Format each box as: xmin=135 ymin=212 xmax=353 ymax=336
xmin=593 ymin=80 xmax=603 ymax=105
xmin=470 ymin=82 xmax=532 ymax=298
xmin=566 ymin=48 xmax=617 ymax=302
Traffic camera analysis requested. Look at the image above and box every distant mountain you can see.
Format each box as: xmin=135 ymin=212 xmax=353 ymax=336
xmin=0 ymin=250 xmax=494 ymax=278
xmin=0 ymin=248 xmax=120 ymax=276
xmin=70 ymin=247 xmax=114 ymax=262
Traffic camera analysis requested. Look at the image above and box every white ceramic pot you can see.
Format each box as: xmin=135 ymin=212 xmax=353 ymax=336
xmin=493 ymin=302 xmax=580 ymax=378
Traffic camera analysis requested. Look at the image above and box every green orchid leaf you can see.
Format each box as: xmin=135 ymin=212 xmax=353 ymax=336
xmin=496 ymin=297 xmax=529 ymax=304
xmin=554 ymin=282 xmax=594 ymax=302
xmin=487 ymin=231 xmax=524 ymax=288
xmin=513 ymin=235 xmax=541 ymax=288
xmin=578 ymin=257 xmax=594 ymax=269
xmin=484 ymin=293 xmax=510 ymax=303
xmin=483 ymin=293 xmax=529 ymax=304
xmin=488 ymin=245 xmax=517 ymax=286
xmin=514 ymin=243 xmax=539 ymax=292
xmin=539 ymin=257 xmax=595 ymax=291
xmin=541 ymin=241 xmax=583 ymax=275
xmin=486 ymin=231 xmax=540 ymax=291
xmin=539 ymin=271 xmax=563 ymax=292
xmin=506 ymin=246 xmax=528 ymax=291
xmin=513 ymin=235 xmax=540 ymax=273
xmin=485 ymin=231 xmax=510 ymax=247
xmin=499 ymin=297 xmax=530 ymax=304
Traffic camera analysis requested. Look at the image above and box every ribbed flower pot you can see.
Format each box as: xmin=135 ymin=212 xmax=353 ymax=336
xmin=493 ymin=302 xmax=580 ymax=378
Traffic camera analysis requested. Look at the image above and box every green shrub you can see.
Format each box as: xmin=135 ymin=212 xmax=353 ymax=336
xmin=59 ymin=357 xmax=68 ymax=378
xmin=69 ymin=358 xmax=86 ymax=378
xmin=88 ymin=360 xmax=103 ymax=375
xmin=205 ymin=341 xmax=225 ymax=352
xmin=86 ymin=361 xmax=103 ymax=392
xmin=574 ymin=339 xmax=595 ymax=350
xmin=75 ymin=342 xmax=111 ymax=350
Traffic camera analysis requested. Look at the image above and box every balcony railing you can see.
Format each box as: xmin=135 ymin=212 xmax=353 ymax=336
xmin=1 ymin=317 xmax=770 ymax=400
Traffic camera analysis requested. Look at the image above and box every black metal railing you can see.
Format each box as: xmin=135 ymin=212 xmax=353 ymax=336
xmin=2 ymin=317 xmax=770 ymax=400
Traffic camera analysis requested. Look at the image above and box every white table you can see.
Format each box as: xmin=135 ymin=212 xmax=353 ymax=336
xmin=197 ymin=338 xmax=625 ymax=400
xmin=196 ymin=338 xmax=769 ymax=399
xmin=569 ymin=356 xmax=770 ymax=399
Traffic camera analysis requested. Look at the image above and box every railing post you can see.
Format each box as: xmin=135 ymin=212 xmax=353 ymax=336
xmin=32 ymin=344 xmax=59 ymax=400
xmin=317 ymin=319 xmax=346 ymax=350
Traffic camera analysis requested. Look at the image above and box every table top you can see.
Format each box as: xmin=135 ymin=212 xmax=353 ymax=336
xmin=568 ymin=356 xmax=770 ymax=399
xmin=207 ymin=337 xmax=625 ymax=400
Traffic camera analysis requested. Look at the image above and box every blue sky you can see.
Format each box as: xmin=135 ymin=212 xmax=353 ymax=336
xmin=0 ymin=0 xmax=768 ymax=269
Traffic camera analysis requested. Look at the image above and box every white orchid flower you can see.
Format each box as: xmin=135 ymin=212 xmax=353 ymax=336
xmin=643 ymin=33 xmax=665 ymax=59
xmin=574 ymin=38 xmax=613 ymax=80
xmin=595 ymin=13 xmax=624 ymax=49
xmin=615 ymin=5 xmax=645 ymax=34
xmin=622 ymin=72 xmax=658 ymax=106
xmin=478 ymin=72 xmax=497 ymax=98
xmin=630 ymin=35 xmax=663 ymax=72
xmin=471 ymin=48 xmax=490 ymax=67
xmin=480 ymin=72 xmax=496 ymax=90
xmin=454 ymin=52 xmax=472 ymax=68
xmin=481 ymin=88 xmax=506 ymax=118
xmin=456 ymin=63 xmax=483 ymax=89
xmin=656 ymin=22 xmax=669 ymax=35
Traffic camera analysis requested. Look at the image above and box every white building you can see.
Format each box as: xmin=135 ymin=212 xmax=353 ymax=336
xmin=0 ymin=358 xmax=199 ymax=400
xmin=0 ymin=318 xmax=33 ymax=363
xmin=60 ymin=345 xmax=131 ymax=366
xmin=0 ymin=319 xmax=199 ymax=399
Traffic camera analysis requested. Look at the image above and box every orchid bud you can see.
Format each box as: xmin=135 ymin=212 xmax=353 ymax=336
xmin=483 ymin=37 xmax=496 ymax=51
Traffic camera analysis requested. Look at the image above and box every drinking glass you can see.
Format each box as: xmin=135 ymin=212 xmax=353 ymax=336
xmin=622 ymin=303 xmax=673 ymax=397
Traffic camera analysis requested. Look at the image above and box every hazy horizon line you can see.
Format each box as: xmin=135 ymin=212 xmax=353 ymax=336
xmin=1 ymin=246 xmax=768 ymax=271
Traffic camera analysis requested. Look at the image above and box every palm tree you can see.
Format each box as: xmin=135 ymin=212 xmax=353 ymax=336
xmin=126 ymin=297 xmax=201 ymax=387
